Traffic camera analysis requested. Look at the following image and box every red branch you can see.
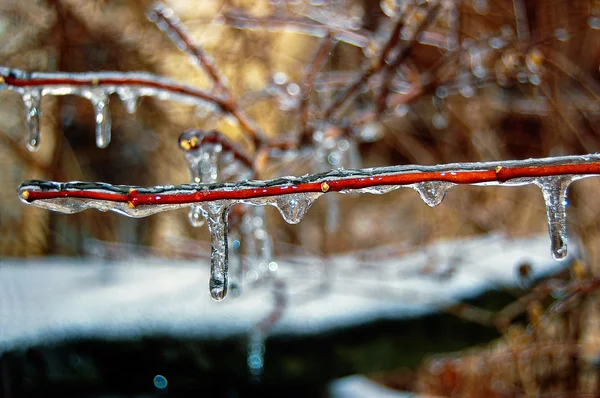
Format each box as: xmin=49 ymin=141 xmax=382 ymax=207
xmin=20 ymin=157 xmax=600 ymax=207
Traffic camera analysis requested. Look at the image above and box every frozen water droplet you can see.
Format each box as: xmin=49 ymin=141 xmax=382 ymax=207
xmin=275 ymin=192 xmax=321 ymax=224
xmin=116 ymin=87 xmax=140 ymax=114
xmin=589 ymin=16 xmax=600 ymax=30
xmin=473 ymin=0 xmax=488 ymax=15
xmin=555 ymin=28 xmax=569 ymax=42
xmin=535 ymin=176 xmax=571 ymax=260
xmin=273 ymin=72 xmax=287 ymax=85
xmin=380 ymin=0 xmax=397 ymax=17
xmin=488 ymin=37 xmax=507 ymax=49
xmin=89 ymin=91 xmax=111 ymax=148
xmin=22 ymin=88 xmax=42 ymax=151
xmin=188 ymin=205 xmax=205 ymax=227
xmin=413 ymin=181 xmax=453 ymax=207
xmin=395 ymin=104 xmax=409 ymax=117
xmin=432 ymin=113 xmax=448 ymax=130
xmin=286 ymin=83 xmax=300 ymax=96
xmin=201 ymin=203 xmax=231 ymax=300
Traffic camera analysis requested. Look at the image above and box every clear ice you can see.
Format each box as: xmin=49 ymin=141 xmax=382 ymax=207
xmin=21 ymin=88 xmax=42 ymax=151
xmin=200 ymin=201 xmax=232 ymax=301
xmin=413 ymin=181 xmax=454 ymax=207
xmin=17 ymin=154 xmax=600 ymax=297
xmin=535 ymin=176 xmax=572 ymax=260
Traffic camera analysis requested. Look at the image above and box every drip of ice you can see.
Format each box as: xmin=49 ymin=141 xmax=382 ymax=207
xmin=88 ymin=90 xmax=111 ymax=148
xmin=380 ymin=0 xmax=397 ymax=18
xmin=200 ymin=201 xmax=232 ymax=301
xmin=275 ymin=192 xmax=322 ymax=224
xmin=535 ymin=176 xmax=572 ymax=260
xmin=116 ymin=87 xmax=140 ymax=114
xmin=21 ymin=88 xmax=42 ymax=151
xmin=413 ymin=181 xmax=454 ymax=207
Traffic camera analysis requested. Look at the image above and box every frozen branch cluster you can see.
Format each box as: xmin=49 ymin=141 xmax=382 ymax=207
xmin=5 ymin=0 xmax=600 ymax=382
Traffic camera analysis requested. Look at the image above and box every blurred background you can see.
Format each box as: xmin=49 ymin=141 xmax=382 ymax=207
xmin=0 ymin=0 xmax=600 ymax=396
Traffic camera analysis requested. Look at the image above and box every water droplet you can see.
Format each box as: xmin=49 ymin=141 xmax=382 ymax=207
xmin=589 ymin=16 xmax=600 ymax=30
xmin=380 ymin=0 xmax=397 ymax=17
xmin=116 ymin=87 xmax=140 ymax=114
xmin=22 ymin=88 xmax=42 ymax=151
xmin=535 ymin=176 xmax=572 ymax=260
xmin=286 ymin=83 xmax=300 ymax=96
xmin=89 ymin=91 xmax=111 ymax=148
xmin=273 ymin=72 xmax=287 ymax=85
xmin=555 ymin=28 xmax=569 ymax=42
xmin=413 ymin=181 xmax=453 ymax=207
xmin=274 ymin=192 xmax=321 ymax=224
xmin=460 ymin=85 xmax=475 ymax=98
xmin=473 ymin=0 xmax=488 ymax=14
xmin=436 ymin=86 xmax=448 ymax=98
xmin=188 ymin=205 xmax=205 ymax=227
xmin=153 ymin=375 xmax=168 ymax=389
xmin=488 ymin=37 xmax=507 ymax=49
xmin=432 ymin=113 xmax=448 ymax=130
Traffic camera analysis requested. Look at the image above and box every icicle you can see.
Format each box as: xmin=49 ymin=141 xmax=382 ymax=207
xmin=275 ymin=192 xmax=321 ymax=224
xmin=200 ymin=201 xmax=232 ymax=301
xmin=535 ymin=176 xmax=572 ymax=260
xmin=21 ymin=88 xmax=42 ymax=151
xmin=413 ymin=181 xmax=454 ymax=207
xmin=116 ymin=87 xmax=140 ymax=114
xmin=89 ymin=90 xmax=111 ymax=148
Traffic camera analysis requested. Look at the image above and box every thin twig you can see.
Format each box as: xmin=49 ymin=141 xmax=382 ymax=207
xmin=299 ymin=32 xmax=335 ymax=142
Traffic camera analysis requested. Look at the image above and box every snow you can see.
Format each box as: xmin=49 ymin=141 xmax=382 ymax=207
xmin=0 ymin=233 xmax=572 ymax=352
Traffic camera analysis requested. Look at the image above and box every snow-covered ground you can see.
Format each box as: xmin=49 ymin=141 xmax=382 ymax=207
xmin=0 ymin=233 xmax=571 ymax=352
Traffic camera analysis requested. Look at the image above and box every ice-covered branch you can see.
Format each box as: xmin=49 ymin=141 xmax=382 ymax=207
xmin=148 ymin=4 xmax=263 ymax=145
xmin=0 ymin=67 xmax=230 ymax=150
xmin=18 ymin=153 xmax=600 ymax=299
